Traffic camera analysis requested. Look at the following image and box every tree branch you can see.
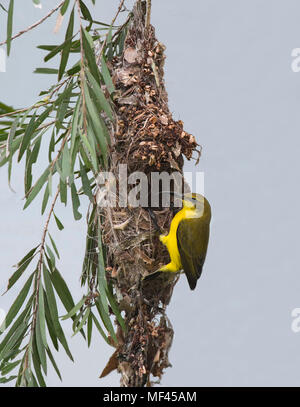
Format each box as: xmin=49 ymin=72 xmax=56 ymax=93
xmin=0 ymin=1 xmax=64 ymax=47
xmin=23 ymin=186 xmax=60 ymax=374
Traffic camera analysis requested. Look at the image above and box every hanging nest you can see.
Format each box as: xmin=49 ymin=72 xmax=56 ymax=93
xmin=97 ymin=0 xmax=200 ymax=387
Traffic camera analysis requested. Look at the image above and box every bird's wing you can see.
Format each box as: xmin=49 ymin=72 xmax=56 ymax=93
xmin=176 ymin=217 xmax=210 ymax=290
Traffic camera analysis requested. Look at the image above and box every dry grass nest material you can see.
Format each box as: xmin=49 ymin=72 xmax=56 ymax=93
xmin=98 ymin=1 xmax=201 ymax=385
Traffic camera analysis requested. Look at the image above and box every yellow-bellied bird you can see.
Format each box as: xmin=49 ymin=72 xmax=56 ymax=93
xmin=146 ymin=193 xmax=211 ymax=290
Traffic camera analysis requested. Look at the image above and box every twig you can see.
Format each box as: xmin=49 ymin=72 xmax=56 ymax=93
xmin=145 ymin=0 xmax=151 ymax=29
xmin=0 ymin=1 xmax=65 ymax=47
xmin=96 ymin=0 xmax=125 ymax=64
xmin=0 ymin=77 xmax=71 ymax=119
xmin=76 ymin=0 xmax=87 ymax=134
xmin=111 ymin=15 xmax=131 ymax=42
xmin=0 ymin=102 xmax=52 ymax=119
xmin=50 ymin=129 xmax=70 ymax=172
xmin=24 ymin=186 xmax=60 ymax=373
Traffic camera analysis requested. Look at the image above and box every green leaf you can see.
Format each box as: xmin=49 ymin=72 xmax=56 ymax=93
xmin=38 ymin=278 xmax=47 ymax=348
xmin=44 ymin=41 xmax=70 ymax=63
xmin=97 ymin=229 xmax=107 ymax=311
xmin=24 ymin=166 xmax=50 ymax=209
xmin=29 ymin=134 xmax=42 ymax=166
xmin=46 ymin=347 xmax=62 ymax=381
xmin=95 ymin=298 xmax=117 ymax=345
xmin=0 ymin=3 xmax=7 ymax=12
xmin=46 ymin=245 xmax=56 ymax=268
xmin=70 ymin=182 xmax=82 ymax=220
xmin=86 ymin=70 xmax=113 ymax=120
xmin=79 ymin=160 xmax=93 ymax=201
xmin=82 ymin=27 xmax=100 ymax=81
xmin=6 ymin=0 xmax=14 ymax=56
xmin=0 ymin=321 xmax=28 ymax=359
xmin=54 ymin=280 xmax=86 ymax=339
xmin=67 ymin=61 xmax=81 ymax=76
xmin=43 ymin=265 xmax=60 ymax=336
xmin=44 ymin=274 xmax=73 ymax=359
xmin=0 ymin=273 xmax=34 ymax=332
xmin=41 ymin=183 xmax=50 ymax=215
xmin=0 ymin=360 xmax=20 ymax=375
xmin=79 ymin=130 xmax=98 ymax=173
xmin=87 ymin=312 xmax=93 ymax=347
xmin=79 ymin=0 xmax=92 ymax=22
xmin=91 ymin=313 xmax=110 ymax=345
xmin=95 ymin=228 xmax=117 ymax=344
xmin=58 ymin=7 xmax=74 ymax=81
xmin=49 ymin=269 xmax=74 ymax=313
xmin=59 ymin=182 xmax=67 ymax=210
xmin=61 ymin=296 xmax=85 ymax=320
xmin=32 ymin=334 xmax=47 ymax=387
xmin=48 ymin=233 xmax=60 ymax=259
xmin=34 ymin=68 xmax=58 ymax=75
xmin=70 ymin=97 xmax=81 ymax=156
xmin=0 ymin=375 xmax=17 ymax=383
xmin=101 ymin=56 xmax=115 ymax=94
xmin=18 ymin=111 xmax=37 ymax=162
xmin=56 ymin=82 xmax=73 ymax=129
xmin=53 ymin=212 xmax=64 ymax=230
xmin=0 ymin=295 xmax=32 ymax=353
xmin=61 ymin=144 xmax=71 ymax=182
xmin=35 ymin=312 xmax=47 ymax=375
xmin=25 ymin=147 xmax=33 ymax=194
xmin=48 ymin=130 xmax=55 ymax=162
xmin=5 ymin=246 xmax=38 ymax=292
xmin=72 ymin=307 xmax=90 ymax=336
xmin=6 ymin=114 xmax=19 ymax=157
xmin=44 ymin=295 xmax=58 ymax=351
xmin=84 ymin=82 xmax=108 ymax=160
xmin=60 ymin=0 xmax=70 ymax=15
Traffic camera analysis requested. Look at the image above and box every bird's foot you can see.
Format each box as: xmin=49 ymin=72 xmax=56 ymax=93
xmin=142 ymin=268 xmax=179 ymax=283
xmin=159 ymin=234 xmax=168 ymax=244
xmin=142 ymin=269 xmax=164 ymax=282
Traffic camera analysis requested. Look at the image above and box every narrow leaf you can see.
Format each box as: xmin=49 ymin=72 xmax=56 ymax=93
xmin=6 ymin=0 xmax=14 ymax=56
xmin=58 ymin=7 xmax=74 ymax=80
xmin=70 ymin=182 xmax=82 ymax=220
xmin=0 ymin=273 xmax=34 ymax=332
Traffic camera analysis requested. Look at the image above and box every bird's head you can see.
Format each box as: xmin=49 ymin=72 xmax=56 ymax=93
xmin=182 ymin=193 xmax=211 ymax=218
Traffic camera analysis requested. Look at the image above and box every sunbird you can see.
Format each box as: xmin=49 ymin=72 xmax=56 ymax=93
xmin=145 ymin=193 xmax=211 ymax=290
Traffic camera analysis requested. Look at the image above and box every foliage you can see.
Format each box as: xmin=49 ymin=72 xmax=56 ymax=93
xmin=0 ymin=0 xmax=129 ymax=386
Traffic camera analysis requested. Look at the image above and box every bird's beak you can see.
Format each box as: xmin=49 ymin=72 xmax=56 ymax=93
xmin=182 ymin=199 xmax=194 ymax=208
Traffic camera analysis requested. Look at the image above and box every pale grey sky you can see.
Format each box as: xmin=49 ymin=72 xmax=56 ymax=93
xmin=1 ymin=0 xmax=300 ymax=387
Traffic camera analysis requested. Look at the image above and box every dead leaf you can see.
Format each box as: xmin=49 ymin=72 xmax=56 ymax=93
xmin=172 ymin=141 xmax=181 ymax=158
xmin=160 ymin=115 xmax=168 ymax=126
xmin=116 ymin=67 xmax=138 ymax=86
xmin=100 ymin=350 xmax=119 ymax=378
xmin=124 ymin=47 xmax=139 ymax=64
xmin=117 ymin=95 xmax=138 ymax=105
xmin=168 ymin=152 xmax=181 ymax=171
xmin=153 ymin=349 xmax=160 ymax=363
xmin=136 ymin=248 xmax=153 ymax=265
xmin=54 ymin=12 xmax=64 ymax=34
xmin=113 ymin=217 xmax=131 ymax=230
